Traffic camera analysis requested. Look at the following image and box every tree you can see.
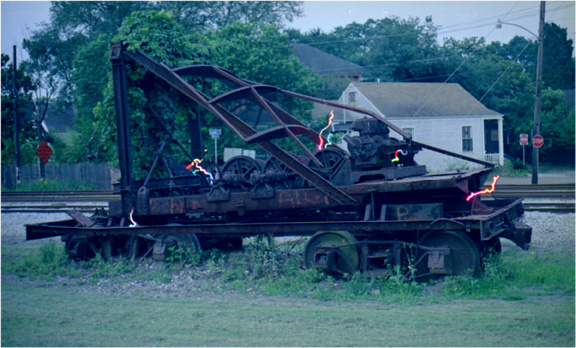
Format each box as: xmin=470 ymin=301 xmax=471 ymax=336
xmin=542 ymin=22 xmax=575 ymax=89
xmin=295 ymin=16 xmax=442 ymax=82
xmin=68 ymin=33 xmax=114 ymax=162
xmin=23 ymin=2 xmax=151 ymax=103
xmin=491 ymin=23 xmax=575 ymax=90
xmin=539 ymin=88 xmax=574 ymax=161
xmin=23 ymin=1 xmax=306 ymax=166
xmin=23 ymin=1 xmax=303 ymax=103
xmin=200 ymin=21 xmax=323 ymax=155
xmin=158 ymin=1 xmax=303 ymax=32
xmin=1 ymin=54 xmax=38 ymax=164
xmin=92 ymin=10 xmax=211 ymax=180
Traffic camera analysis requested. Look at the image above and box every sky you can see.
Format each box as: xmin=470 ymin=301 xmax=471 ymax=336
xmin=288 ymin=1 xmax=575 ymax=43
xmin=1 ymin=0 xmax=575 ymax=60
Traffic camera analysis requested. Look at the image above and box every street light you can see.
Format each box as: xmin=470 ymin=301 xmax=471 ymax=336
xmin=496 ymin=1 xmax=545 ymax=185
xmin=496 ymin=19 xmax=539 ymax=39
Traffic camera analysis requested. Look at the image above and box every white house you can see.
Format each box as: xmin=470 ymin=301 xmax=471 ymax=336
xmin=334 ymin=82 xmax=504 ymax=172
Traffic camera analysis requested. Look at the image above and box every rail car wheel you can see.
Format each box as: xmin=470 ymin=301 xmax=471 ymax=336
xmin=309 ymin=147 xmax=347 ymax=180
xmin=65 ymin=236 xmax=98 ymax=260
xmin=126 ymin=235 xmax=154 ymax=261
xmin=304 ymin=231 xmax=360 ymax=275
xmin=416 ymin=231 xmax=481 ymax=281
xmin=221 ymin=156 xmax=263 ymax=191
xmin=262 ymin=157 xmax=307 ymax=189
xmin=153 ymin=234 xmax=202 ymax=261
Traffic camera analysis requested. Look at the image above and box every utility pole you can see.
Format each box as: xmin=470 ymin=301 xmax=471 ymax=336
xmin=532 ymin=1 xmax=545 ymax=185
xmin=496 ymin=1 xmax=545 ymax=184
xmin=12 ymin=45 xmax=20 ymax=183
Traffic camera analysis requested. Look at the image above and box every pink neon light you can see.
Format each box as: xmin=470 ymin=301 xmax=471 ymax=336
xmin=318 ymin=110 xmax=335 ymax=150
xmin=466 ymin=175 xmax=500 ymax=201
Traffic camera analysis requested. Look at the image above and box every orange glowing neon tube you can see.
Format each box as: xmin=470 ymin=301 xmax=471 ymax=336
xmin=466 ymin=175 xmax=500 ymax=201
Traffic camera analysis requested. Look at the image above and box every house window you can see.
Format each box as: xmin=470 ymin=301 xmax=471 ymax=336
xmin=402 ymin=127 xmax=414 ymax=138
xmin=462 ymin=126 xmax=473 ymax=152
xmin=348 ymin=92 xmax=356 ymax=106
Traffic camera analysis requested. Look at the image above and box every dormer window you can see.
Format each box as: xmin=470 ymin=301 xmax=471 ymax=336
xmin=348 ymin=92 xmax=356 ymax=106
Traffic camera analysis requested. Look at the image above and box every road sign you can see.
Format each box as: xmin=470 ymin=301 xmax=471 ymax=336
xmin=532 ymin=135 xmax=544 ymax=148
xmin=519 ymin=133 xmax=529 ymax=145
xmin=209 ymin=129 xmax=221 ymax=140
xmin=35 ymin=140 xmax=53 ymax=164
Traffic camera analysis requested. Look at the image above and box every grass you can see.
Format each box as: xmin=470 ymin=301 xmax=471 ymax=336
xmin=492 ymin=159 xmax=531 ymax=177
xmin=2 ymin=178 xmax=97 ymax=191
xmin=2 ymin=242 xmax=574 ymax=301
xmin=1 ymin=241 xmax=574 ymax=346
xmin=2 ymin=283 xmax=573 ymax=347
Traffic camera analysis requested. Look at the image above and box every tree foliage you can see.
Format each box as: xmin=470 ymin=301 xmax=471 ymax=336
xmin=1 ymin=54 xmax=38 ymax=164
xmin=200 ymin=21 xmax=323 ymax=155
xmin=293 ymin=16 xmax=441 ymax=82
xmin=23 ymin=1 xmax=302 ymax=103
xmin=541 ymin=23 xmax=575 ymax=90
xmin=92 ymin=10 xmax=211 ymax=180
xmin=158 ymin=1 xmax=302 ymax=33
xmin=22 ymin=1 xmax=304 ymax=169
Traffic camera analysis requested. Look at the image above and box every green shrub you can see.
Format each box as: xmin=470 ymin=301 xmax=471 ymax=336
xmin=2 ymin=243 xmax=72 ymax=280
xmin=165 ymin=244 xmax=202 ymax=267
xmin=4 ymin=179 xmax=97 ymax=192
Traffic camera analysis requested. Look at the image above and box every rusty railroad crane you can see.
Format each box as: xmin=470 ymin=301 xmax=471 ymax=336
xmin=26 ymin=42 xmax=532 ymax=279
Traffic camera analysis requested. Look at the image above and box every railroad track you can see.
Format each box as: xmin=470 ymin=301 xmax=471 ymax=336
xmin=486 ymin=184 xmax=574 ymax=199
xmin=2 ymin=202 xmax=574 ymax=214
xmin=2 ymin=184 xmax=574 ymax=201
xmin=1 ymin=190 xmax=118 ymax=202
xmin=523 ymin=201 xmax=575 ymax=212
xmin=1 ymin=204 xmax=106 ymax=213
xmin=1 ymin=185 xmax=574 ymax=213
xmin=2 ymin=202 xmax=573 ymax=213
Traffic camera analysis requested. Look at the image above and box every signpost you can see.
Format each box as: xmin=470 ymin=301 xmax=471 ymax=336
xmin=519 ymin=133 xmax=529 ymax=166
xmin=532 ymin=134 xmax=544 ymax=148
xmin=35 ymin=140 xmax=53 ymax=180
xmin=36 ymin=140 xmax=53 ymax=164
xmin=209 ymin=129 xmax=221 ymax=166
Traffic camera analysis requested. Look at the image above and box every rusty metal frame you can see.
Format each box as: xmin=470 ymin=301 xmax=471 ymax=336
xmin=109 ymin=42 xmax=494 ymax=214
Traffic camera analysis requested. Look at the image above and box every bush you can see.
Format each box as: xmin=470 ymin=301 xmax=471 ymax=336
xmin=2 ymin=243 xmax=72 ymax=280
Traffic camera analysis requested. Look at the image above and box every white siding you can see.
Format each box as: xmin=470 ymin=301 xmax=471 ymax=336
xmin=388 ymin=116 xmax=486 ymax=172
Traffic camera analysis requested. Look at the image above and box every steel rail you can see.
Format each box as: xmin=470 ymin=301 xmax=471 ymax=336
xmin=3 ymin=184 xmax=573 ymax=202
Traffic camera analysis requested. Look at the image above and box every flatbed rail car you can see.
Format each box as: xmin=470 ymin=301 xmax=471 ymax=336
xmin=26 ymin=42 xmax=532 ymax=279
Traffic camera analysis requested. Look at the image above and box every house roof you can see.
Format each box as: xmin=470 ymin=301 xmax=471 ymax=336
xmin=351 ymin=82 xmax=501 ymax=118
xmin=293 ymin=44 xmax=371 ymax=77
xmin=311 ymin=102 xmax=343 ymax=120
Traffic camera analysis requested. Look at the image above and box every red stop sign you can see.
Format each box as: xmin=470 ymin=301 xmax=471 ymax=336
xmin=532 ymin=135 xmax=544 ymax=148
xmin=36 ymin=140 xmax=53 ymax=164
xmin=519 ymin=133 xmax=529 ymax=145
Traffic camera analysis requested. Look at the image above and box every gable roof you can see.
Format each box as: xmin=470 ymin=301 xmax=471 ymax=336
xmin=293 ymin=43 xmax=371 ymax=77
xmin=351 ymin=82 xmax=501 ymax=118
